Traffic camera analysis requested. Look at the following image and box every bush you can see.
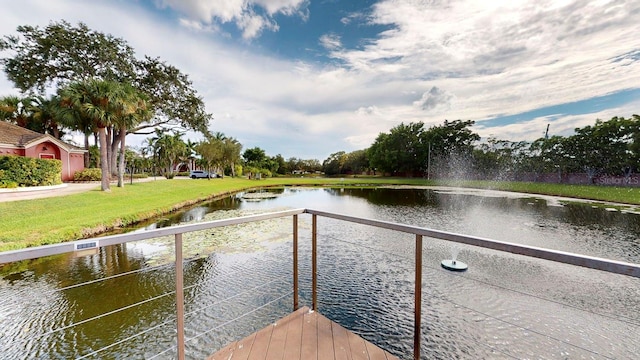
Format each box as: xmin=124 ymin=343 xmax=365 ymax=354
xmin=0 ymin=170 xmax=17 ymax=188
xmin=0 ymin=155 xmax=62 ymax=187
xmin=0 ymin=180 xmax=18 ymax=188
xmin=74 ymin=168 xmax=102 ymax=181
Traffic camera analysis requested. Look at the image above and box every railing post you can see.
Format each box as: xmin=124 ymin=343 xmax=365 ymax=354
xmin=293 ymin=214 xmax=299 ymax=311
xmin=414 ymin=234 xmax=423 ymax=360
xmin=312 ymin=214 xmax=318 ymax=311
xmin=175 ymin=233 xmax=185 ymax=360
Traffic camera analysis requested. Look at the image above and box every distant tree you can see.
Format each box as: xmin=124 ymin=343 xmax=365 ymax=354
xmin=195 ymin=138 xmax=222 ymax=176
xmin=524 ymin=135 xmax=572 ymax=181
xmin=368 ymin=122 xmax=428 ymax=176
xmin=422 ymin=120 xmax=479 ymax=178
xmin=273 ymin=154 xmax=287 ymax=175
xmin=243 ymin=147 xmax=267 ymax=168
xmin=287 ymin=157 xmax=302 ymax=173
xmin=305 ymin=159 xmax=322 ymax=172
xmin=322 ymin=151 xmax=347 ymax=176
xmin=562 ymin=116 xmax=638 ymax=181
xmin=147 ymin=129 xmax=187 ymax=178
xmin=221 ymin=137 xmax=242 ymax=177
xmin=343 ymin=150 xmax=369 ymax=175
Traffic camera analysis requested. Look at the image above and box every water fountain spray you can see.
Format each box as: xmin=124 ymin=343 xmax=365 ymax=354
xmin=441 ymin=247 xmax=468 ymax=271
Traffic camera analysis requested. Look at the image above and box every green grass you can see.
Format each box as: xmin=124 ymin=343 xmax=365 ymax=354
xmin=444 ymin=180 xmax=640 ymax=204
xmin=1 ymin=177 xmax=640 ymax=252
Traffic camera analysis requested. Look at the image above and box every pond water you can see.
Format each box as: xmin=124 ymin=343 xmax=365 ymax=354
xmin=1 ymin=187 xmax=639 ymax=359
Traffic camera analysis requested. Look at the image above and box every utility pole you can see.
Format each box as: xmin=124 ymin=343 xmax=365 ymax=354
xmin=427 ymin=142 xmax=431 ymax=180
xmin=545 ymin=124 xmax=550 ymax=139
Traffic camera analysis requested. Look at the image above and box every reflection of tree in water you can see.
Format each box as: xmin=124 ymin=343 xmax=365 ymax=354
xmin=325 ymin=188 xmax=442 ymax=206
xmin=1 ymin=243 xmax=170 ymax=357
xmin=561 ymin=203 xmax=640 ymax=233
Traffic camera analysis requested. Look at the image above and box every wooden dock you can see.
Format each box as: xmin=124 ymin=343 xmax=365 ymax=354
xmin=208 ymin=306 xmax=400 ymax=360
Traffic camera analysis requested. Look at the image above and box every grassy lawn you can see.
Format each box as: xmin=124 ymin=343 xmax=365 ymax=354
xmin=443 ymin=180 xmax=640 ymax=205
xmin=1 ymin=176 xmax=640 ymax=251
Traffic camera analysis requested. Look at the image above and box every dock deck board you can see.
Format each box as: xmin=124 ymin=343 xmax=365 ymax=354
xmin=208 ymin=306 xmax=400 ymax=360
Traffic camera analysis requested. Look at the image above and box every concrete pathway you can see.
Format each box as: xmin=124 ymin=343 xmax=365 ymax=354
xmin=0 ymin=177 xmax=166 ymax=203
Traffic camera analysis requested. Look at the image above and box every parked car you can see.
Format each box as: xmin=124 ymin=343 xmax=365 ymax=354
xmin=190 ymin=170 xmax=210 ymax=179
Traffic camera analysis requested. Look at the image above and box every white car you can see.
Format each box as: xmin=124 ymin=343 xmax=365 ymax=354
xmin=189 ymin=170 xmax=210 ymax=179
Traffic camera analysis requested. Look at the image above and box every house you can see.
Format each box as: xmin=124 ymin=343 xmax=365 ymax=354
xmin=0 ymin=121 xmax=86 ymax=181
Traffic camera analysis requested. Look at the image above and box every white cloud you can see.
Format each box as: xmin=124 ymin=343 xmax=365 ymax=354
xmin=319 ymin=34 xmax=342 ymax=50
xmin=156 ymin=0 xmax=307 ymax=39
xmin=329 ymin=0 xmax=640 ymax=118
xmin=237 ymin=11 xmax=278 ymax=39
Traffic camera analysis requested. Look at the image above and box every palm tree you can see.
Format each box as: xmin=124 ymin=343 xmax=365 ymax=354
xmin=0 ymin=95 xmax=30 ymax=127
xmin=148 ymin=129 xmax=187 ymax=177
xmin=28 ymin=95 xmax=64 ymax=138
xmin=222 ymin=137 xmax=242 ymax=177
xmin=58 ymin=79 xmax=126 ymax=191
xmin=178 ymin=139 xmax=198 ymax=173
xmin=113 ymin=85 xmax=152 ymax=187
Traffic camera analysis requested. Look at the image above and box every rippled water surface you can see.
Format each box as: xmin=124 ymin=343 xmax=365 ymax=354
xmin=1 ymin=187 xmax=639 ymax=359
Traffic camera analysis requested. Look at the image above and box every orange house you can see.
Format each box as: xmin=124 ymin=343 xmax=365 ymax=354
xmin=0 ymin=121 xmax=86 ymax=182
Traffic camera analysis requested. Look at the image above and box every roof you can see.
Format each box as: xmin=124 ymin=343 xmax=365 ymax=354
xmin=0 ymin=121 xmax=86 ymax=153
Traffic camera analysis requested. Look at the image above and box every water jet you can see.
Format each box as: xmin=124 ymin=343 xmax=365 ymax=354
xmin=442 ymin=247 xmax=468 ymax=271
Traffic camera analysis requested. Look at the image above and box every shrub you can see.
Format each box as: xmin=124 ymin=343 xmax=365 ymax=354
xmin=74 ymin=168 xmax=102 ymax=181
xmin=0 ymin=170 xmax=18 ymax=188
xmin=0 ymin=155 xmax=62 ymax=187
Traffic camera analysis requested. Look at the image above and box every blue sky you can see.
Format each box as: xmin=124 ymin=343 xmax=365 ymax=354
xmin=1 ymin=0 xmax=640 ymax=160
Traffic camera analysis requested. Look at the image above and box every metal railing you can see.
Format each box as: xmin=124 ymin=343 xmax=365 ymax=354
xmin=1 ymin=208 xmax=639 ymax=360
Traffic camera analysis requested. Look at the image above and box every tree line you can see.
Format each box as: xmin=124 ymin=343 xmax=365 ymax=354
xmin=324 ymin=116 xmax=640 ymax=183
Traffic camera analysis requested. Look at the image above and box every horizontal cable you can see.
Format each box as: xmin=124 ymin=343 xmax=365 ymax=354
xmin=21 ymin=290 xmax=176 ymax=344
xmin=148 ymin=291 xmax=293 ymax=360
xmin=75 ymin=317 xmax=175 ymax=360
xmin=187 ymin=290 xmax=293 ymax=343
xmin=318 ymin=231 xmax=636 ymax=358
xmin=319 ymin=230 xmax=640 ymax=327
xmin=184 ymin=278 xmax=288 ymax=319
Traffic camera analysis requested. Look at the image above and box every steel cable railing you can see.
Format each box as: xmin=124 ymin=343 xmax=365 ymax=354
xmin=148 ymin=290 xmax=294 ymax=360
xmin=71 ymin=260 xmax=292 ymax=359
xmin=319 ymin=230 xmax=640 ymax=327
xmin=1 ymin=208 xmax=639 ymax=360
xmin=315 ymin=227 xmax=638 ymax=359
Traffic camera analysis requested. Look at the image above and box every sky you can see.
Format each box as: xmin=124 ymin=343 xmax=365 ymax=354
xmin=1 ymin=0 xmax=639 ymax=161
